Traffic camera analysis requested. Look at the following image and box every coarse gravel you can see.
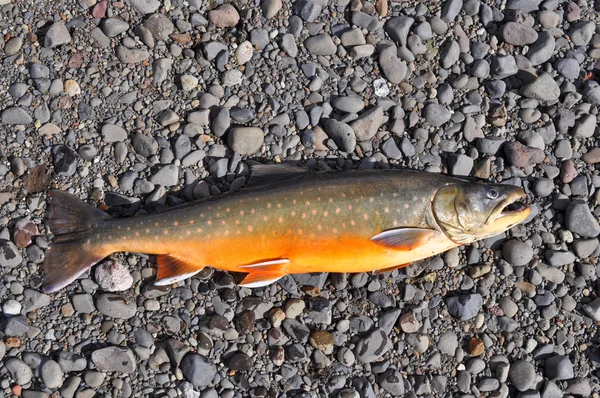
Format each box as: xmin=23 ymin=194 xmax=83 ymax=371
xmin=0 ymin=0 xmax=600 ymax=396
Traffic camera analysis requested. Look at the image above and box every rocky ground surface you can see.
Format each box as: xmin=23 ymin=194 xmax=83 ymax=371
xmin=0 ymin=0 xmax=600 ymax=396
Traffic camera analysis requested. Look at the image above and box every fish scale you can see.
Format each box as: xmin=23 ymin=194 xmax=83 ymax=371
xmin=42 ymin=166 xmax=530 ymax=292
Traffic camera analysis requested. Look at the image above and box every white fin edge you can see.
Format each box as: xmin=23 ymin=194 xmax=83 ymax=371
xmin=239 ymin=275 xmax=285 ymax=288
xmin=238 ymin=259 xmax=290 ymax=269
xmin=154 ymin=269 xmax=202 ymax=286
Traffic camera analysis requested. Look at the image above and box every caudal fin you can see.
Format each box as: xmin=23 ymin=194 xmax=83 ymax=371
xmin=43 ymin=190 xmax=112 ymax=293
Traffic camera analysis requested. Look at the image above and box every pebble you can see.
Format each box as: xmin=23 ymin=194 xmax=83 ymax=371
xmin=92 ymin=347 xmax=137 ymax=373
xmin=503 ymin=240 xmax=533 ymax=265
xmin=40 ymin=360 xmax=63 ymax=388
xmin=95 ymin=294 xmax=137 ymax=319
xmin=1 ymin=241 xmax=23 ymax=269
xmin=521 ymin=73 xmax=560 ymax=102
xmin=324 ymin=119 xmax=356 ymax=152
xmin=501 ymin=22 xmax=538 ymax=45
xmin=422 ymin=104 xmax=451 ymax=126
xmin=569 ymin=21 xmax=595 ymax=46
xmin=227 ymin=127 xmax=264 ymax=155
xmin=1 ymin=107 xmax=32 ymax=125
xmin=545 ymin=355 xmax=574 ymax=380
xmin=509 ymin=360 xmax=535 ymax=391
xmin=565 ymin=200 xmax=600 ymax=238
xmin=209 ymin=4 xmax=240 ymax=27
xmin=44 ymin=21 xmax=71 ymax=47
xmin=5 ymin=358 xmax=33 ymax=384
xmin=354 ymin=329 xmax=391 ymax=363
xmin=446 ymin=294 xmax=482 ymax=320
xmin=304 ymin=34 xmax=337 ymax=55
xmin=94 ymin=261 xmax=133 ymax=291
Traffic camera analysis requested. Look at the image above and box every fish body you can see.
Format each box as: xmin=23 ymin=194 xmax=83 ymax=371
xmin=43 ymin=167 xmax=530 ymax=292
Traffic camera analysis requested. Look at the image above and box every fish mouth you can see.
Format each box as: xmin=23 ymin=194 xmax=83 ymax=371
xmin=489 ymin=191 xmax=529 ymax=223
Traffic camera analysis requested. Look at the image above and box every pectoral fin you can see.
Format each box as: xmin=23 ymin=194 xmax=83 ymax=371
xmin=155 ymin=255 xmax=204 ymax=286
xmin=239 ymin=259 xmax=289 ymax=288
xmin=370 ymin=228 xmax=438 ymax=251
xmin=375 ymin=263 xmax=412 ymax=274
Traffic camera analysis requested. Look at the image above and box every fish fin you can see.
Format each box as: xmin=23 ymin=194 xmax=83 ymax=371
xmin=43 ymin=190 xmax=113 ymax=293
xmin=238 ymin=258 xmax=290 ymax=269
xmin=370 ymin=228 xmax=438 ymax=251
xmin=155 ymin=255 xmax=204 ymax=286
xmin=246 ymin=164 xmax=309 ymax=188
xmin=375 ymin=263 xmax=412 ymax=274
xmin=239 ymin=259 xmax=289 ymax=288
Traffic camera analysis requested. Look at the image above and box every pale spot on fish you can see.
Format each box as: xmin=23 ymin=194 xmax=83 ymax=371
xmin=186 ymin=230 xmax=191 ymax=235
xmin=263 ymin=216 xmax=268 ymax=221
xmin=318 ymin=224 xmax=322 ymax=231
xmin=163 ymin=230 xmax=168 ymax=235
xmin=197 ymin=228 xmax=203 ymax=233
xmin=384 ymin=208 xmax=389 ymax=213
xmin=251 ymin=209 xmax=255 ymax=214
xmin=226 ymin=208 xmax=230 ymax=212
xmin=336 ymin=208 xmax=341 ymax=214
xmin=302 ymin=213 xmax=306 ymax=219
xmin=174 ymin=221 xmax=179 ymax=226
xmin=291 ymin=211 xmax=296 ymax=216
xmin=332 ymin=228 xmax=338 ymax=233
xmin=351 ymin=220 xmax=355 ymax=226
xmin=155 ymin=222 xmax=159 ymax=227
xmin=348 ymin=205 xmax=352 ymax=210
xmin=323 ymin=211 xmax=328 ymax=217
xmin=363 ymin=214 xmax=369 ymax=220
xmin=248 ymin=225 xmax=253 ymax=232
xmin=235 ymin=220 xmax=240 ymax=225
xmin=267 ymin=203 xmax=272 ymax=209
xmin=278 ymin=217 xmax=283 ymax=223
xmin=298 ymin=229 xmax=303 ymax=235
xmin=135 ymin=232 xmax=140 ymax=237
xmin=240 ymin=211 xmax=245 ymax=216
xmin=369 ymin=197 xmax=374 ymax=202
xmin=221 ymin=220 xmax=226 ymax=225
xmin=277 ymin=203 xmax=282 ymax=208
xmin=189 ymin=220 xmax=194 ymax=224
xmin=312 ymin=209 xmax=317 ymax=215
xmin=404 ymin=204 xmax=409 ymax=209
xmin=145 ymin=229 xmax=150 ymax=233
xmin=208 ymin=221 xmax=212 ymax=225
xmin=306 ymin=201 xmax=310 ymax=206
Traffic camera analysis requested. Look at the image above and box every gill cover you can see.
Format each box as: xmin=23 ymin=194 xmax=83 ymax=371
xmin=432 ymin=183 xmax=529 ymax=244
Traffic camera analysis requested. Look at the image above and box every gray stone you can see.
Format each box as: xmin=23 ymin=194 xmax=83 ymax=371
xmin=569 ymin=21 xmax=595 ymax=46
xmin=572 ymin=114 xmax=597 ymax=138
xmin=92 ymin=346 xmax=137 ymax=372
xmin=545 ymin=250 xmax=576 ymax=266
xmin=378 ymin=45 xmax=407 ymax=84
xmin=132 ymin=133 xmax=158 ymax=157
xmin=181 ymin=354 xmax=217 ymax=387
xmin=5 ymin=358 xmax=33 ymax=385
xmin=385 ymin=16 xmax=413 ymax=46
xmin=153 ymin=59 xmax=173 ymax=85
xmin=116 ymin=46 xmax=150 ymax=63
xmin=281 ymin=34 xmax=298 ymax=57
xmin=150 ymin=165 xmax=179 ymax=187
xmin=379 ymin=369 xmax=404 ymax=396
xmin=211 ymin=107 xmax=230 ymax=137
xmin=3 ymin=316 xmax=29 ymax=336
xmin=491 ymin=55 xmax=518 ymax=78
xmin=52 ymin=145 xmax=77 ymax=177
xmin=129 ymin=0 xmax=160 ymax=14
xmin=501 ymin=22 xmax=538 ymax=45
xmin=44 ymin=21 xmax=72 ymax=47
xmin=0 ymin=241 xmax=23 ymax=268
xmin=422 ymin=104 xmax=451 ymax=126
xmin=441 ymin=0 xmax=463 ymax=22
xmin=566 ymin=200 xmax=600 ymax=238
xmin=323 ymin=119 xmax=356 ymax=153
xmin=354 ymin=328 xmax=391 ymax=363
xmin=304 ymin=34 xmax=336 ymax=55
xmin=95 ymin=294 xmax=137 ymax=319
xmin=437 ymin=331 xmax=458 ymax=355
xmin=527 ymin=32 xmax=555 ymax=66
xmin=72 ymin=294 xmax=95 ymax=313
xmin=503 ymin=240 xmax=533 ymax=265
xmin=1 ymin=107 xmax=32 ymax=125
xmin=332 ymin=96 xmax=364 ymax=113
xmin=446 ymin=294 xmax=482 ymax=320
xmin=348 ymin=107 xmax=385 ymax=141
xmin=583 ymin=298 xmax=600 ymax=321
xmin=521 ymin=73 xmax=560 ymax=102
xmin=102 ymin=18 xmax=130 ymax=37
xmin=440 ymin=40 xmax=460 ymax=69
xmin=448 ymin=154 xmax=473 ymax=176
xmin=144 ymin=13 xmax=174 ymax=40
xmin=554 ymin=58 xmax=580 ymax=80
xmin=509 ymin=360 xmax=535 ymax=391
xmin=228 ymin=127 xmax=264 ymax=154
xmin=102 ymin=124 xmax=127 ymax=142
xmin=41 ymin=360 xmax=63 ymax=388
xmin=545 ymin=355 xmax=574 ymax=380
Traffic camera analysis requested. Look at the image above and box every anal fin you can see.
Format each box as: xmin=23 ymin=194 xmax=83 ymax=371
xmin=239 ymin=259 xmax=289 ymax=288
xmin=155 ymin=255 xmax=204 ymax=286
xmin=375 ymin=263 xmax=411 ymax=274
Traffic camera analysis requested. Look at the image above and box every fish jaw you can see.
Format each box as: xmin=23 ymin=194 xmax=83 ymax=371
xmin=484 ymin=189 xmax=530 ymax=232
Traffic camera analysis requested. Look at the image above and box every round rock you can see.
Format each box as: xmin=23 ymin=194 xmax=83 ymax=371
xmin=227 ymin=127 xmax=264 ymax=155
xmin=181 ymin=354 xmax=217 ymax=387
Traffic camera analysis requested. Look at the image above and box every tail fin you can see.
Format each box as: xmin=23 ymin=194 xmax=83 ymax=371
xmin=43 ymin=190 xmax=112 ymax=293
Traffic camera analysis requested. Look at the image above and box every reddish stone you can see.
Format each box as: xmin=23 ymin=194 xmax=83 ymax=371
xmin=92 ymin=0 xmax=107 ymax=18
xmin=13 ymin=218 xmax=38 ymax=248
xmin=561 ymin=159 xmax=578 ymax=183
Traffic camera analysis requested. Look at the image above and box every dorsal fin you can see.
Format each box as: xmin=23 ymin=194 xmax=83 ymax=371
xmin=246 ymin=164 xmax=309 ymax=188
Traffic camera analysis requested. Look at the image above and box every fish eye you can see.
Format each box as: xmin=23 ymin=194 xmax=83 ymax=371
xmin=487 ymin=188 xmax=499 ymax=199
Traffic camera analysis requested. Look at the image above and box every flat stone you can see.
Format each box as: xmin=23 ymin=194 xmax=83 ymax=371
xmin=385 ymin=16 xmax=413 ymax=46
xmin=354 ymin=328 xmax=392 ymax=363
xmin=446 ymin=294 xmax=482 ymax=320
xmin=181 ymin=354 xmax=217 ymax=387
xmin=5 ymin=358 xmax=33 ymax=385
xmin=569 ymin=20 xmax=595 ymax=46
xmin=501 ymin=22 xmax=538 ymax=45
xmin=102 ymin=18 xmax=129 ymax=37
xmin=509 ymin=360 xmax=535 ymax=391
xmin=209 ymin=4 xmax=240 ymax=28
xmin=2 ymin=107 xmax=32 ymax=125
xmin=350 ymin=107 xmax=384 ymax=141
xmin=422 ymin=103 xmax=451 ymax=126
xmin=565 ymin=200 xmax=600 ymax=238
xmin=95 ymin=294 xmax=136 ymax=319
xmin=44 ymin=21 xmax=72 ymax=47
xmin=228 ymin=127 xmax=264 ymax=154
xmin=545 ymin=355 xmax=574 ymax=380
xmin=129 ymin=0 xmax=160 ymax=13
xmin=102 ymin=124 xmax=127 ymax=143
xmin=92 ymin=346 xmax=137 ymax=373
xmin=527 ymin=32 xmax=555 ymax=66
xmin=116 ymin=46 xmax=149 ymax=63
xmin=304 ymin=34 xmax=336 ymax=55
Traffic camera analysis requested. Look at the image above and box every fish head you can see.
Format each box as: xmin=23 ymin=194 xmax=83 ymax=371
xmin=432 ymin=182 xmax=530 ymax=244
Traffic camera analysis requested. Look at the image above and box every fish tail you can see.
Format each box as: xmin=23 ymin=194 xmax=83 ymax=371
xmin=43 ymin=190 xmax=113 ymax=293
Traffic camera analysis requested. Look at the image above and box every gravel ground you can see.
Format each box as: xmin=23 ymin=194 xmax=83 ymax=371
xmin=0 ymin=0 xmax=600 ymax=396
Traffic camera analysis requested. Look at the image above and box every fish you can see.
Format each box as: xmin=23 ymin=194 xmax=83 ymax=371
xmin=42 ymin=166 xmax=531 ymax=293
